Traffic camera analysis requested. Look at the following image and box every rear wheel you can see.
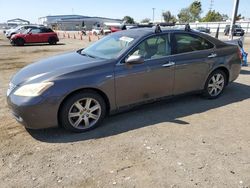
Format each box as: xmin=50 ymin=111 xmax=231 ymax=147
xmin=59 ymin=91 xmax=106 ymax=132
xmin=15 ymin=38 xmax=25 ymax=46
xmin=203 ymin=70 xmax=227 ymax=99
xmin=48 ymin=37 xmax=57 ymax=45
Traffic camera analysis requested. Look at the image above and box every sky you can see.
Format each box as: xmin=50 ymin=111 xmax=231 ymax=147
xmin=0 ymin=0 xmax=249 ymax=23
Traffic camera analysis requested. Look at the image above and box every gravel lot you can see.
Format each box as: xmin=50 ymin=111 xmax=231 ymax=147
xmin=0 ymin=32 xmax=250 ymax=188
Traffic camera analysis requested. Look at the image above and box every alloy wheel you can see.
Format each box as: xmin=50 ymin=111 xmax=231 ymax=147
xmin=207 ymin=73 xmax=225 ymax=97
xmin=68 ymin=98 xmax=101 ymax=129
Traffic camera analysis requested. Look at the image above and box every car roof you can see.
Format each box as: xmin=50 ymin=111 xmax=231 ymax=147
xmin=113 ymin=27 xmax=226 ymax=46
xmin=114 ymin=28 xmax=178 ymax=38
xmin=115 ymin=27 xmax=201 ymax=37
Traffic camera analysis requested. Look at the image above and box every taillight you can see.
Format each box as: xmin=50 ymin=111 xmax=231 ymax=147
xmin=238 ymin=48 xmax=243 ymax=60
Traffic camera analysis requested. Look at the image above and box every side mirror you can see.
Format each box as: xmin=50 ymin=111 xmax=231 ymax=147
xmin=125 ymin=55 xmax=144 ymax=65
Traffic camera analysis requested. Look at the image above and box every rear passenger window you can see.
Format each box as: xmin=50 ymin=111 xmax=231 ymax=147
xmin=174 ymin=33 xmax=214 ymax=54
xmin=40 ymin=28 xmax=53 ymax=33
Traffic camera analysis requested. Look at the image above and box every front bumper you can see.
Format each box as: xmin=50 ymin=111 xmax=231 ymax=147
xmin=7 ymin=94 xmax=59 ymax=129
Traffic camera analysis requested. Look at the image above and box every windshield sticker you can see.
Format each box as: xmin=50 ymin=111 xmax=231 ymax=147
xmin=119 ymin=36 xmax=134 ymax=43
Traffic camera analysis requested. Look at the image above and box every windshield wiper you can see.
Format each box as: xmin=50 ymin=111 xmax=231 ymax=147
xmin=80 ymin=51 xmax=96 ymax=59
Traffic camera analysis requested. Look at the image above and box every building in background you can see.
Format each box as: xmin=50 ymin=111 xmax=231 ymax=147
xmin=7 ymin=18 xmax=30 ymax=27
xmin=38 ymin=15 xmax=122 ymax=31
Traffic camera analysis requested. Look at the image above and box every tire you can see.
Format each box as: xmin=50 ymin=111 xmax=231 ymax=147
xmin=15 ymin=38 xmax=25 ymax=46
xmin=48 ymin=37 xmax=57 ymax=45
xmin=59 ymin=91 xmax=106 ymax=132
xmin=203 ymin=70 xmax=227 ymax=99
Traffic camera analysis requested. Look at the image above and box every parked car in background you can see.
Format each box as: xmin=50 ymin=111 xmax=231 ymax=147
xmin=7 ymin=27 xmax=241 ymax=132
xmin=110 ymin=26 xmax=121 ymax=32
xmin=91 ymin=27 xmax=111 ymax=35
xmin=10 ymin=27 xmax=59 ymax=46
xmin=196 ymin=27 xmax=211 ymax=34
xmin=5 ymin=25 xmax=43 ymax=39
xmin=224 ymin=25 xmax=245 ymax=36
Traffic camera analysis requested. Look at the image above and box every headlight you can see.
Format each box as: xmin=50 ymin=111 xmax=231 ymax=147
xmin=14 ymin=82 xmax=54 ymax=97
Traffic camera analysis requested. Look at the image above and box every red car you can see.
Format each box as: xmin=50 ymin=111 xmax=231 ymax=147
xmin=11 ymin=27 xmax=59 ymax=46
xmin=110 ymin=26 xmax=121 ymax=33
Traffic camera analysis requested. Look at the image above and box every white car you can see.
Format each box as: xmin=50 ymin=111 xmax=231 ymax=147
xmin=91 ymin=27 xmax=111 ymax=35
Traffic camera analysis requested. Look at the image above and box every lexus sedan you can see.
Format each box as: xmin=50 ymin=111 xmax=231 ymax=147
xmin=7 ymin=27 xmax=241 ymax=132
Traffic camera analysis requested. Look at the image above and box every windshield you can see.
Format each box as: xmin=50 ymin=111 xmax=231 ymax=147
xmin=23 ymin=29 xmax=31 ymax=34
xmin=81 ymin=34 xmax=135 ymax=59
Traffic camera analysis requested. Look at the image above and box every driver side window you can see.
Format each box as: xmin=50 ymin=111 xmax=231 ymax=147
xmin=129 ymin=34 xmax=171 ymax=60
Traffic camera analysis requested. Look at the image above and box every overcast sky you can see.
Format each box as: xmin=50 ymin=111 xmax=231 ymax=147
xmin=0 ymin=0 xmax=249 ymax=23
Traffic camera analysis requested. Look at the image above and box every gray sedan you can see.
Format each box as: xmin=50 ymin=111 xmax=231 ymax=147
xmin=7 ymin=27 xmax=242 ymax=132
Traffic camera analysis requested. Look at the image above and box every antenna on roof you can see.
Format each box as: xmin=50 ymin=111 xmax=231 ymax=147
xmin=155 ymin=24 xmax=162 ymax=33
xmin=185 ymin=24 xmax=191 ymax=32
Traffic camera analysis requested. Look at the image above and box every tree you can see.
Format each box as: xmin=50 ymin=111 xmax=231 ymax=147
xmin=123 ymin=16 xmax=135 ymax=24
xmin=236 ymin=14 xmax=244 ymax=21
xmin=202 ymin=10 xmax=223 ymax=22
xmin=189 ymin=0 xmax=202 ymax=21
xmin=162 ymin=11 xmax=177 ymax=23
xmin=177 ymin=1 xmax=202 ymax=23
xmin=178 ymin=8 xmax=192 ymax=23
xmin=222 ymin=14 xmax=229 ymax=21
xmin=141 ymin=18 xmax=151 ymax=23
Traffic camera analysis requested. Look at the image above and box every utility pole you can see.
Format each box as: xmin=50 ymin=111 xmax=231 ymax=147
xmin=229 ymin=0 xmax=240 ymax=40
xmin=152 ymin=8 xmax=155 ymax=23
xmin=209 ymin=0 xmax=214 ymax=11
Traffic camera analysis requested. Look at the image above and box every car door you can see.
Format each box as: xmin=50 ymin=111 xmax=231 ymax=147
xmin=115 ymin=34 xmax=175 ymax=107
xmin=24 ymin=28 xmax=42 ymax=43
xmin=171 ymin=32 xmax=216 ymax=95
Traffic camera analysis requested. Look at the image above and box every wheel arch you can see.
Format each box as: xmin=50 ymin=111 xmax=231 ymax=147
xmin=57 ymin=87 xmax=111 ymax=126
xmin=14 ymin=37 xmax=26 ymax=45
xmin=205 ymin=66 xmax=230 ymax=88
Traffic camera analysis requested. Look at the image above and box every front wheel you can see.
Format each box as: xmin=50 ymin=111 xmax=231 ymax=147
xmin=59 ymin=91 xmax=106 ymax=132
xmin=15 ymin=38 xmax=25 ymax=46
xmin=203 ymin=70 xmax=227 ymax=99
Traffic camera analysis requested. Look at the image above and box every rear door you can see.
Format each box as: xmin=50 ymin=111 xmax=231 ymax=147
xmin=115 ymin=33 xmax=175 ymax=107
xmin=171 ymin=32 xmax=216 ymax=95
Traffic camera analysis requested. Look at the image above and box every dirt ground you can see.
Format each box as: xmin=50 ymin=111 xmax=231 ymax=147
xmin=0 ymin=32 xmax=250 ymax=188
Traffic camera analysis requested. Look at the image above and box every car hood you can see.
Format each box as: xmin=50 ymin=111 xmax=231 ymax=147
xmin=6 ymin=28 xmax=15 ymax=34
xmin=11 ymin=51 xmax=110 ymax=86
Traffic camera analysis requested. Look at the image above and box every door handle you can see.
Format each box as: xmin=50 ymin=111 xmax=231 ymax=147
xmin=208 ymin=53 xmax=217 ymax=58
xmin=162 ymin=61 xmax=175 ymax=67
